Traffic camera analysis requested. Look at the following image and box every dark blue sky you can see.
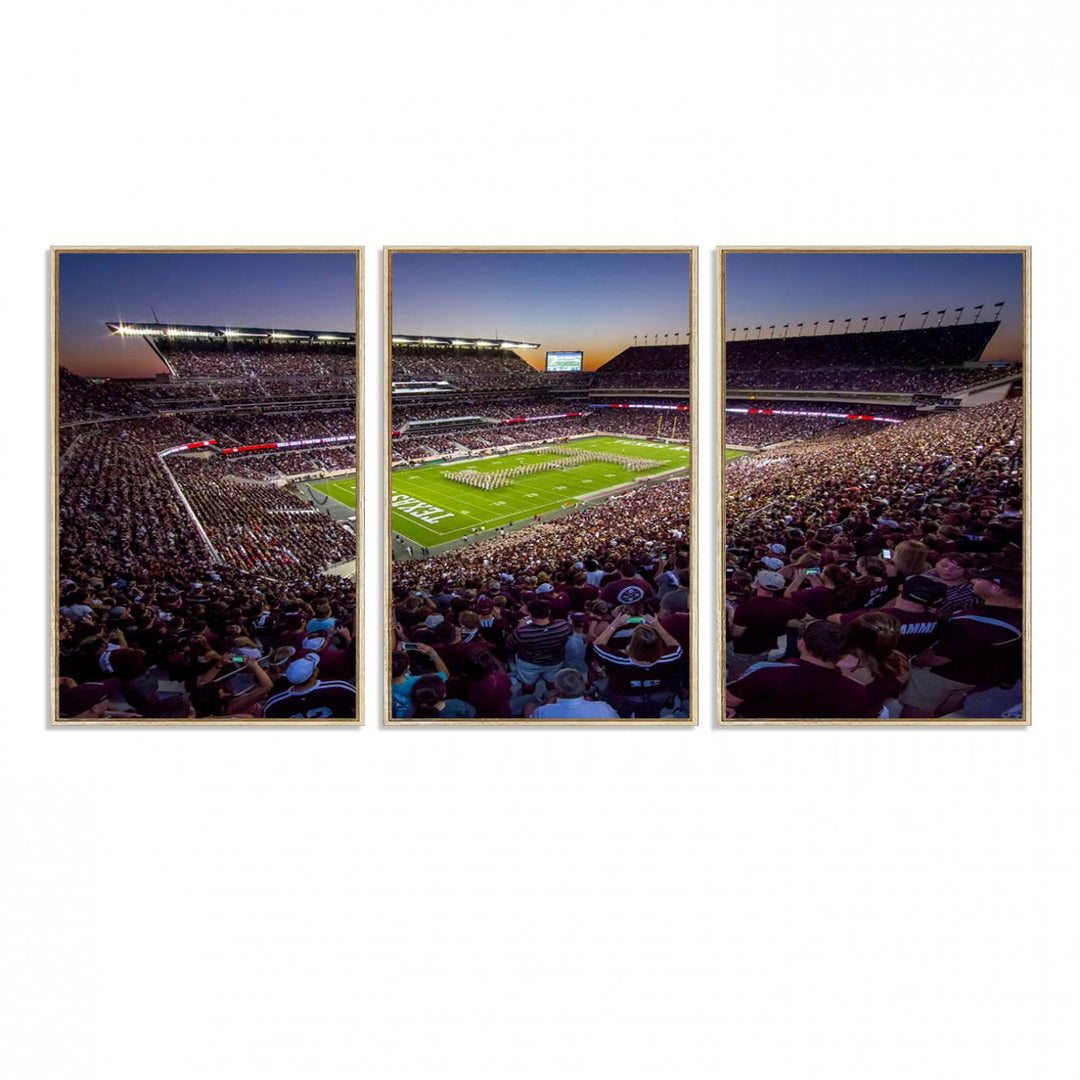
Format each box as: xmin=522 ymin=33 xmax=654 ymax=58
xmin=724 ymin=251 xmax=1024 ymax=362
xmin=392 ymin=251 xmax=692 ymax=370
xmin=58 ymin=252 xmax=357 ymax=377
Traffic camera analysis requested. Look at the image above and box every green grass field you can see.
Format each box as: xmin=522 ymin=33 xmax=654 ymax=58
xmin=391 ymin=435 xmax=689 ymax=546
xmin=725 ymin=449 xmax=747 ymax=462
xmin=311 ymin=476 xmax=358 ymax=509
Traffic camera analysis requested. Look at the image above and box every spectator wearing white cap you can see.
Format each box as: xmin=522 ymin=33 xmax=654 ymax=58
xmin=263 ymin=653 xmax=356 ymax=720
xmin=726 ymin=569 xmax=806 ymax=680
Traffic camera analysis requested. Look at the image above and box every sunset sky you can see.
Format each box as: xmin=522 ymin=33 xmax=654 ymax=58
xmin=724 ymin=251 xmax=1024 ymax=364
xmin=391 ymin=251 xmax=692 ymax=372
xmin=58 ymin=252 xmax=357 ymax=378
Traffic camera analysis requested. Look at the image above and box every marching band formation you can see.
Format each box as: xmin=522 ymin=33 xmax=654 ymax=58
xmin=442 ymin=448 xmax=667 ymax=491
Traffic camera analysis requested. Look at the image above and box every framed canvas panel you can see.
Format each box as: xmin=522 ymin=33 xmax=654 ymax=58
xmin=52 ymin=247 xmax=363 ymax=724
xmin=385 ymin=247 xmax=697 ymax=725
xmin=718 ymin=247 xmax=1029 ymax=725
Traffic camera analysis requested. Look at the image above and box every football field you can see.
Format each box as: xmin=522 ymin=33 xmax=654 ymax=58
xmin=310 ymin=476 xmax=357 ymax=509
xmin=725 ymin=449 xmax=747 ymax=462
xmin=392 ymin=435 xmax=689 ymax=546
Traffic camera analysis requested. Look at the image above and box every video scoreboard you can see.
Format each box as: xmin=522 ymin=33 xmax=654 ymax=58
xmin=545 ymin=350 xmax=584 ymax=372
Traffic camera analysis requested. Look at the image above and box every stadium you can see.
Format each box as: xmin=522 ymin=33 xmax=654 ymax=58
xmin=57 ymin=307 xmax=359 ymax=721
xmin=390 ymin=329 xmax=693 ymax=722
xmin=723 ymin=276 xmax=1024 ymax=722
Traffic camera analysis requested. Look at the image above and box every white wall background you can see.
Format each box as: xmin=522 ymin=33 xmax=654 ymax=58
xmin=1 ymin=2 xmax=1076 ymax=1077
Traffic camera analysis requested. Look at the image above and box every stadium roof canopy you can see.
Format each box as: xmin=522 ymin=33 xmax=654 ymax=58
xmin=107 ymin=322 xmax=356 ymax=343
xmin=390 ymin=334 xmax=539 ymax=349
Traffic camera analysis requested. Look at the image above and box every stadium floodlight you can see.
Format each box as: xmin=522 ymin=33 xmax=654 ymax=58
xmin=953 ymin=307 xmax=965 ymax=325
xmin=843 ymin=318 xmax=852 ymax=334
xmin=755 ymin=327 xmax=761 ymax=339
xmin=935 ymin=309 xmax=946 ymax=327
xmin=796 ymin=323 xmax=803 ymax=335
xmin=812 ymin=321 xmax=818 ymax=336
xmin=878 ymin=315 xmax=886 ymax=331
xmin=920 ymin=310 xmax=930 ymax=328
xmin=972 ymin=304 xmax=984 ymax=323
xmin=768 ymin=325 xmax=775 ymax=338
xmin=782 ymin=324 xmax=789 ymax=338
xmin=860 ymin=317 xmax=869 ymax=333
xmin=993 ymin=301 xmax=1005 ymax=321
xmin=742 ymin=327 xmax=749 ymax=339
xmin=827 ymin=319 xmax=835 ymax=333
xmin=897 ymin=313 xmax=907 ymax=330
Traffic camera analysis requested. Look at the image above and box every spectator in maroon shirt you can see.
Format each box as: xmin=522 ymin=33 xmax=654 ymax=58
xmin=263 ymin=653 xmax=356 ymax=720
xmin=599 ymin=561 xmax=655 ymax=608
xmin=835 ymin=611 xmax=911 ymax=718
xmin=431 ymin=616 xmax=488 ymax=676
xmin=727 ymin=570 xmax=806 ymax=679
xmin=566 ymin=572 xmax=599 ymax=612
xmin=536 ymin=581 xmax=572 ymax=620
xmin=834 ymin=574 xmax=947 ymax=657
xmin=726 ymin=620 xmax=873 ymax=720
xmin=784 ymin=564 xmax=860 ymax=619
xmin=901 ymin=568 xmax=1022 ymax=717
xmin=463 ymin=650 xmax=513 ymax=719
xmin=851 ymin=555 xmax=891 ymax=609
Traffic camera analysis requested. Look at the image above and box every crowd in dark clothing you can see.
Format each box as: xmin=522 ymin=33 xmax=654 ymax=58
xmin=59 ymin=357 xmax=358 ymax=720
xmin=724 ymin=400 xmax=1023 ymax=719
xmin=58 ymin=567 xmax=356 ymax=720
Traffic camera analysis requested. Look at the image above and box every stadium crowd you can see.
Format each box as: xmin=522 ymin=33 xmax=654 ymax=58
xmin=590 ymin=345 xmax=690 ymax=390
xmin=723 ymin=411 xmax=887 ymax=447
xmin=392 ymin=395 xmax=589 ymax=427
xmin=392 ymin=346 xmax=548 ymax=389
xmin=162 ymin=344 xmax=354 ymax=379
xmin=723 ymin=400 xmax=1023 ymax=719
xmin=58 ymin=566 xmax=356 ymax=720
xmin=58 ymin=340 xmax=359 ymax=721
xmin=59 ymin=369 xmax=355 ymax=423
xmin=726 ymin=362 xmax=1021 ymax=395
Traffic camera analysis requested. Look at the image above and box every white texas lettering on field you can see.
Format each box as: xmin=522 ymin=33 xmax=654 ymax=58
xmin=391 ymin=493 xmax=455 ymax=524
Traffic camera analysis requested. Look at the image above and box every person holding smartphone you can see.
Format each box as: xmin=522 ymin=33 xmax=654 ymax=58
xmin=592 ymin=612 xmax=683 ymax=719
xmin=391 ymin=641 xmax=450 ymax=718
